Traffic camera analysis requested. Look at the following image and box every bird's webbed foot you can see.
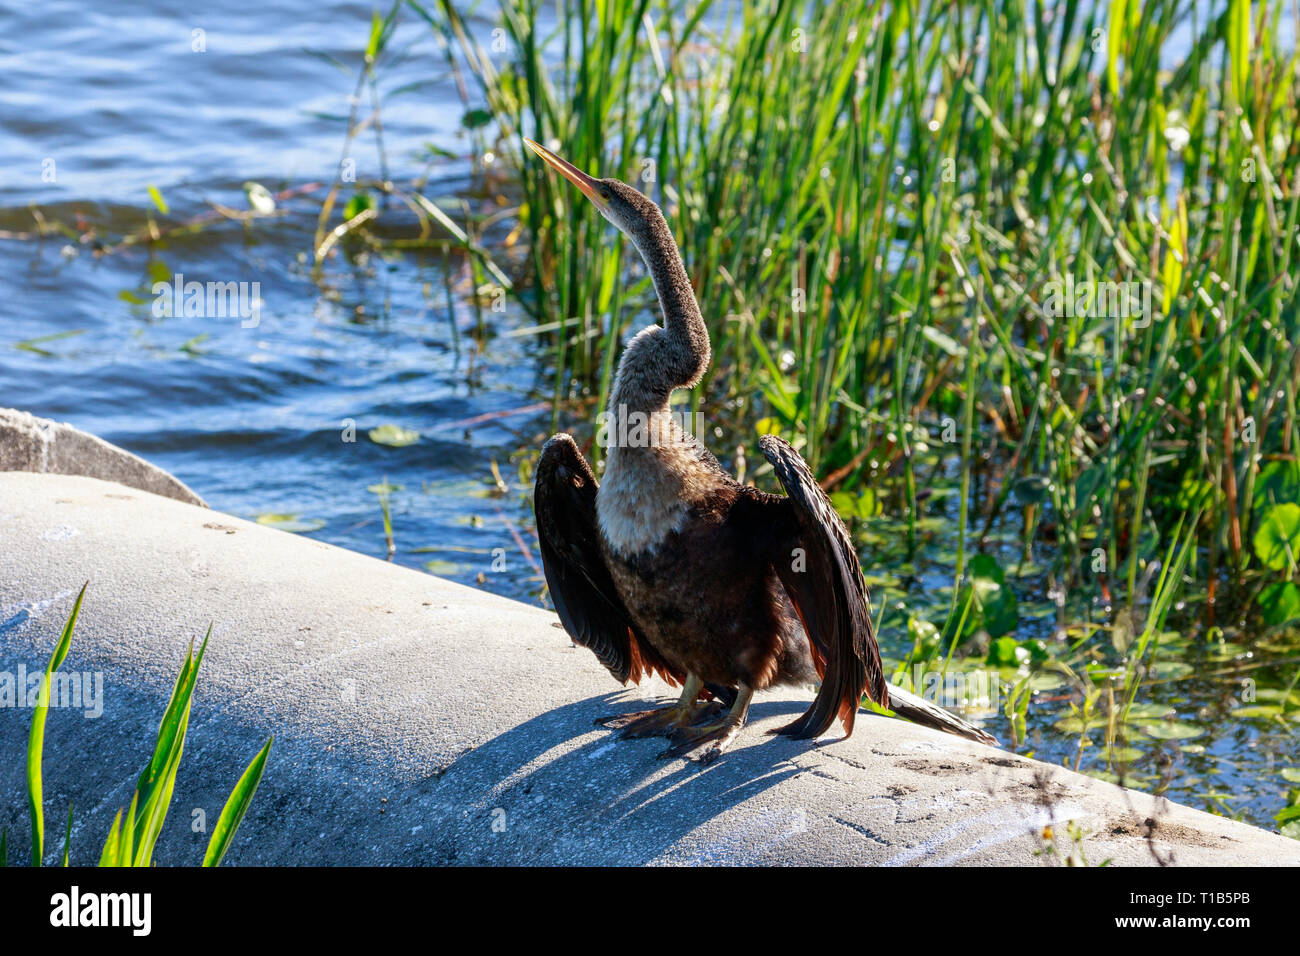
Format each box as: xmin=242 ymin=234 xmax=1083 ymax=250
xmin=594 ymin=674 xmax=723 ymax=739
xmin=595 ymin=699 xmax=725 ymax=738
xmin=657 ymin=686 xmax=754 ymax=764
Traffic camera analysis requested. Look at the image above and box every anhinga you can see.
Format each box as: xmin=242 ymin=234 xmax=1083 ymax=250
xmin=528 ymin=138 xmax=997 ymax=763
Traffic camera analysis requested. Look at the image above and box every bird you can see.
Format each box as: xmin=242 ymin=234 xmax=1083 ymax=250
xmin=526 ymin=137 xmax=997 ymax=763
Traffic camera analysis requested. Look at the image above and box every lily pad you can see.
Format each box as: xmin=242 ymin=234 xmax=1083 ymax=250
xmin=1106 ymin=746 xmax=1146 ymax=763
xmin=1054 ymin=714 xmax=1107 ymax=734
xmin=1136 ymin=721 xmax=1204 ymax=740
xmin=1254 ymin=688 xmax=1300 ymax=706
xmin=1230 ymin=705 xmax=1284 ymax=720
xmin=1026 ymin=673 xmax=1066 ymax=692
xmin=369 ymin=424 xmax=420 ymax=447
xmin=1148 ymin=660 xmax=1195 ymax=680
xmin=255 ymin=513 xmax=325 ymax=533
xmin=1081 ymin=768 xmax=1122 ymax=784
xmin=1123 ymin=702 xmax=1176 ymax=721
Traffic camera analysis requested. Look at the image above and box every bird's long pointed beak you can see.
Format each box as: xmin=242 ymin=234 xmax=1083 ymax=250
xmin=523 ymin=138 xmax=609 ymax=213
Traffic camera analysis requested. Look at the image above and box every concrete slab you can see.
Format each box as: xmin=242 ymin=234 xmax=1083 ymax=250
xmin=0 ymin=472 xmax=1296 ymax=866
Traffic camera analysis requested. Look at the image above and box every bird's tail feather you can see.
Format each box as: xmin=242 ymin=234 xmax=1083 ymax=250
xmin=883 ymin=682 xmax=999 ymax=746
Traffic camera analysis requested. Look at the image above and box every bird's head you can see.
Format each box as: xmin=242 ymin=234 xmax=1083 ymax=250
xmin=524 ymin=138 xmax=664 ymax=249
xmin=524 ymin=137 xmax=709 ymax=401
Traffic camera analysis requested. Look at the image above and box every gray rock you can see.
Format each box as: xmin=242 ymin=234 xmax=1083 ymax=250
xmin=0 ymin=407 xmax=205 ymax=506
xmin=0 ymin=472 xmax=1296 ymax=866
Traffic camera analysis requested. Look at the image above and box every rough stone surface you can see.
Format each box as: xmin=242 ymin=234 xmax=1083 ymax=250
xmin=0 ymin=407 xmax=205 ymax=506
xmin=0 ymin=472 xmax=1296 ymax=866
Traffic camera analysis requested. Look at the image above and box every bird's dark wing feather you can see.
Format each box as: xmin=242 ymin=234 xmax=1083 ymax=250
xmin=759 ymin=434 xmax=887 ymax=738
xmin=534 ymin=433 xmax=683 ymax=688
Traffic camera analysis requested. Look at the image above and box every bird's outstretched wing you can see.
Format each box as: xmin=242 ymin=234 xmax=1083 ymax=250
xmin=759 ymin=434 xmax=887 ymax=738
xmin=534 ymin=433 xmax=683 ymax=688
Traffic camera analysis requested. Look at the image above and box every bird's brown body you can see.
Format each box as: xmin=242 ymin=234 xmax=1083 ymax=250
xmin=600 ymin=468 xmax=819 ymax=695
xmin=528 ymin=138 xmax=996 ymax=761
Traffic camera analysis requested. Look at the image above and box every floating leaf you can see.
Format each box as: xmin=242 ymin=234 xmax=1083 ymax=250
xmin=255 ymin=513 xmax=325 ymax=534
xmin=1026 ymin=673 xmax=1065 ymax=692
xmin=1148 ymin=661 xmax=1194 ymax=680
xmin=1086 ymin=663 xmax=1126 ymax=681
xmin=368 ymin=424 xmax=420 ymax=447
xmin=1136 ymin=721 xmax=1203 ymax=740
xmin=1254 ymin=688 xmax=1300 ymax=706
xmin=1054 ymin=713 xmax=1107 ymax=734
xmin=1106 ymin=746 xmax=1145 ymax=764
xmin=1124 ymin=703 xmax=1175 ymax=721
xmin=1280 ymin=769 xmax=1300 ymax=784
xmin=1230 ymin=705 xmax=1283 ymax=720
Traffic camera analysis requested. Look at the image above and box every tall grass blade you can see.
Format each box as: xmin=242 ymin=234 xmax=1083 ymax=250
xmin=202 ymin=737 xmax=273 ymax=867
xmin=27 ymin=582 xmax=87 ymax=867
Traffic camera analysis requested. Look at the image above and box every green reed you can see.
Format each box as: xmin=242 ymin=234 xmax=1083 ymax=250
xmin=418 ymin=0 xmax=1299 ymax=622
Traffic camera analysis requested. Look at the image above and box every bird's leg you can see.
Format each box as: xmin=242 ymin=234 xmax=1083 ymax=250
xmin=658 ymin=685 xmax=754 ymax=764
xmin=594 ymin=674 xmax=724 ymax=739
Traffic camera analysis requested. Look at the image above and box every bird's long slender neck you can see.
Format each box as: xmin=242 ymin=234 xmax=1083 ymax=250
xmin=598 ymin=204 xmax=715 ymax=556
xmin=609 ymin=210 xmax=710 ymax=415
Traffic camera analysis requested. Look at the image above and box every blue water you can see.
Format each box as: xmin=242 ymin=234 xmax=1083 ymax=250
xmin=0 ymin=0 xmax=548 ymax=600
